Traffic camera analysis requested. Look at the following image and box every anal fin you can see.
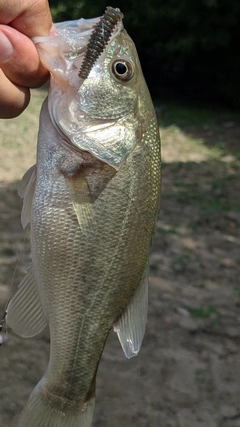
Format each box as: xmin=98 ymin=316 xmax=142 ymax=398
xmin=113 ymin=264 xmax=149 ymax=358
xmin=7 ymin=266 xmax=47 ymax=338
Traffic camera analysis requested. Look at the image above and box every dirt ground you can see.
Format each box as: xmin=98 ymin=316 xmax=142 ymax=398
xmin=0 ymin=90 xmax=240 ymax=426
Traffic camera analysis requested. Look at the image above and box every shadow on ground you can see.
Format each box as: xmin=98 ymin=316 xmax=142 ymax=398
xmin=0 ymin=147 xmax=240 ymax=426
xmin=158 ymin=102 xmax=240 ymax=159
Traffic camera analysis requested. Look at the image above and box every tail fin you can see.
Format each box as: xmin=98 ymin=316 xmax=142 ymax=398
xmin=17 ymin=378 xmax=95 ymax=427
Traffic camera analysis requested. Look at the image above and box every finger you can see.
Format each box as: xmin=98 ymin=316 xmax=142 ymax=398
xmin=0 ymin=25 xmax=49 ymax=88
xmin=0 ymin=69 xmax=30 ymax=118
xmin=0 ymin=0 xmax=52 ymax=37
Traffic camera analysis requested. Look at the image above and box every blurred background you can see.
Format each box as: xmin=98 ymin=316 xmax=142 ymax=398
xmin=0 ymin=1 xmax=240 ymax=426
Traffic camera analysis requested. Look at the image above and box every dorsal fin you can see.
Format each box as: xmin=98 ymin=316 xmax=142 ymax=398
xmin=18 ymin=164 xmax=37 ymax=229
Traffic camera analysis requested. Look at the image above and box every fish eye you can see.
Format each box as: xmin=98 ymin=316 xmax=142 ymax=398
xmin=111 ymin=59 xmax=134 ymax=82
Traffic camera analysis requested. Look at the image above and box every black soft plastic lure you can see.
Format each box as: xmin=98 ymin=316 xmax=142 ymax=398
xmin=79 ymin=6 xmax=123 ymax=79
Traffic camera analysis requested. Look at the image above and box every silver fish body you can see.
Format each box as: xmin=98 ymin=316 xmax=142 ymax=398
xmin=7 ymin=9 xmax=161 ymax=427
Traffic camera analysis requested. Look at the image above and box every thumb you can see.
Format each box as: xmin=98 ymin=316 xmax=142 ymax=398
xmin=0 ymin=25 xmax=49 ymax=88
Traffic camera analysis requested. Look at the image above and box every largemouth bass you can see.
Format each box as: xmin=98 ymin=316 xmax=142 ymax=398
xmin=7 ymin=7 xmax=161 ymax=427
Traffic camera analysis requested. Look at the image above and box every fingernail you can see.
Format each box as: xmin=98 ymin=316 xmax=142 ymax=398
xmin=0 ymin=31 xmax=13 ymax=62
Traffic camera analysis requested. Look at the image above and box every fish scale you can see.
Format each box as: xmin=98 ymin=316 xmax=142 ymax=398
xmin=35 ymin=107 xmax=157 ymax=401
xmin=7 ymin=8 xmax=161 ymax=427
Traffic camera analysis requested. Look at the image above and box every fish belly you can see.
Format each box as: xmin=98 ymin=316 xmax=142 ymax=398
xmin=30 ymin=100 xmax=160 ymax=412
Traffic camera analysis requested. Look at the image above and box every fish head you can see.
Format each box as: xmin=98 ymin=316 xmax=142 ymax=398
xmin=78 ymin=29 xmax=140 ymax=120
xmin=34 ymin=12 xmax=154 ymax=169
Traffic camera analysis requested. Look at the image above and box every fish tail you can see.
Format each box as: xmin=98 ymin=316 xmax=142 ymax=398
xmin=17 ymin=378 xmax=95 ymax=427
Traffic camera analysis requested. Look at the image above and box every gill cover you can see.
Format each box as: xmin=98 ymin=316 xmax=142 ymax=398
xmin=34 ymin=11 xmax=140 ymax=170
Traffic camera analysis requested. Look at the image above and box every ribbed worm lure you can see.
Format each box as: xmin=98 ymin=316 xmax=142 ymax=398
xmin=79 ymin=6 xmax=123 ymax=79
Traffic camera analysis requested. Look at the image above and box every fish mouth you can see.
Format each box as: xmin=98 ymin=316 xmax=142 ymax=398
xmin=78 ymin=7 xmax=124 ymax=79
xmin=33 ymin=8 xmax=137 ymax=170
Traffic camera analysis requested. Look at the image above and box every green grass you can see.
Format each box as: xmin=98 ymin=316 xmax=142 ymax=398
xmin=189 ymin=305 xmax=216 ymax=318
xmin=157 ymin=100 xmax=240 ymax=160
xmin=0 ymin=88 xmax=48 ymax=182
xmin=156 ymin=99 xmax=239 ymax=233
xmin=156 ymin=226 xmax=179 ymax=235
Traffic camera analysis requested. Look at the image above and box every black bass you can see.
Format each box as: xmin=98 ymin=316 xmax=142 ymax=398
xmin=7 ymin=7 xmax=161 ymax=427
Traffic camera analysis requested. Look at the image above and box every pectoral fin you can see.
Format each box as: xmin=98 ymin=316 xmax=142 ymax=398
xmin=18 ymin=164 xmax=37 ymax=229
xmin=7 ymin=267 xmax=47 ymax=338
xmin=64 ymin=173 xmax=95 ymax=231
xmin=113 ymin=264 xmax=149 ymax=358
xmin=64 ymin=163 xmax=115 ymax=231
xmin=83 ymin=164 xmax=116 ymax=201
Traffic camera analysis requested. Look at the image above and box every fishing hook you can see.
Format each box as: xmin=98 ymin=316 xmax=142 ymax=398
xmin=0 ymin=308 xmax=7 ymax=332
xmin=0 ymin=308 xmax=7 ymax=345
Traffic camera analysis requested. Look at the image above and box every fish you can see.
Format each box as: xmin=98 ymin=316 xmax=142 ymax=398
xmin=6 ymin=7 xmax=161 ymax=427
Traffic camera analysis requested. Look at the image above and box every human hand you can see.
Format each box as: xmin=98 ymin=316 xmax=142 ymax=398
xmin=0 ymin=0 xmax=52 ymax=118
